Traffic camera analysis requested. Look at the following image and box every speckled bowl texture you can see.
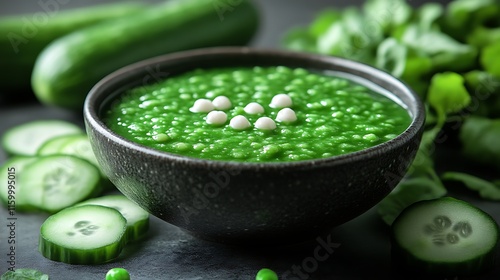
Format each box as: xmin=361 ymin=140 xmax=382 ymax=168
xmin=84 ymin=47 xmax=425 ymax=245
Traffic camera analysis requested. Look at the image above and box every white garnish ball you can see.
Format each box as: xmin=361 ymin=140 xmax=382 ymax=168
xmin=244 ymin=102 xmax=265 ymax=114
xmin=255 ymin=117 xmax=277 ymax=130
xmin=212 ymin=96 xmax=232 ymax=110
xmin=206 ymin=111 xmax=227 ymax=126
xmin=190 ymin=99 xmax=214 ymax=113
xmin=270 ymin=93 xmax=293 ymax=108
xmin=276 ymin=108 xmax=297 ymax=123
xmin=230 ymin=115 xmax=251 ymax=130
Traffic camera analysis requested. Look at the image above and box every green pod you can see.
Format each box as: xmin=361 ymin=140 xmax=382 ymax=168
xmin=32 ymin=0 xmax=260 ymax=110
xmin=0 ymin=2 xmax=148 ymax=93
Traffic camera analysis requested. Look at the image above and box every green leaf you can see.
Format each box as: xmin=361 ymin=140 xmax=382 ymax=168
xmin=481 ymin=42 xmax=500 ymax=78
xmin=282 ymin=28 xmax=317 ymax=53
xmin=362 ymin=0 xmax=412 ymax=35
xmin=377 ymin=177 xmax=447 ymax=225
xmin=442 ymin=172 xmax=500 ymax=201
xmin=400 ymin=25 xmax=478 ymax=72
xmin=376 ymin=38 xmax=408 ymax=78
xmin=427 ymin=72 xmax=471 ymax=118
xmin=464 ymin=71 xmax=500 ymax=118
xmin=401 ymin=57 xmax=433 ymax=97
xmin=415 ymin=2 xmax=444 ymax=31
xmin=1 ymin=269 xmax=49 ymax=280
xmin=460 ymin=116 xmax=500 ymax=170
xmin=446 ymin=0 xmax=500 ymax=29
xmin=317 ymin=8 xmax=383 ymax=64
xmin=309 ymin=9 xmax=342 ymax=38
xmin=467 ymin=26 xmax=500 ymax=49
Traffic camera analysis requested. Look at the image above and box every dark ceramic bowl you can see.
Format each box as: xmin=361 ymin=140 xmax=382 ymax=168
xmin=84 ymin=47 xmax=425 ymax=245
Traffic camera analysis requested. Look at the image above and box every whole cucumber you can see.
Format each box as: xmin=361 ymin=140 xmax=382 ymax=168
xmin=32 ymin=0 xmax=260 ymax=110
xmin=0 ymin=2 xmax=148 ymax=93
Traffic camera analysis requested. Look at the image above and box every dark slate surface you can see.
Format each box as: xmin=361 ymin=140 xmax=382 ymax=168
xmin=1 ymin=0 xmax=499 ymax=279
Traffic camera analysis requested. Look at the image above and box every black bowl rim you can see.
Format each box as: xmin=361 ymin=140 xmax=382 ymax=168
xmin=84 ymin=46 xmax=425 ymax=171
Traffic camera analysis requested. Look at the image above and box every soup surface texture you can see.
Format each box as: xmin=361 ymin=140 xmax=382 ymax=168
xmin=104 ymin=66 xmax=411 ymax=162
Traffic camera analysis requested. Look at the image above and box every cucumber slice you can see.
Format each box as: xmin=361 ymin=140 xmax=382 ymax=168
xmin=77 ymin=195 xmax=150 ymax=242
xmin=59 ymin=134 xmax=104 ymax=175
xmin=0 ymin=156 xmax=38 ymax=211
xmin=391 ymin=197 xmax=499 ymax=276
xmin=22 ymin=155 xmax=102 ymax=212
xmin=1 ymin=120 xmax=83 ymax=156
xmin=37 ymin=134 xmax=85 ymax=156
xmin=39 ymin=204 xmax=127 ymax=264
xmin=37 ymin=133 xmax=107 ymax=179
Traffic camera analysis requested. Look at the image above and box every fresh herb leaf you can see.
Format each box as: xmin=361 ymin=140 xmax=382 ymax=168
xmin=467 ymin=26 xmax=500 ymax=49
xmin=480 ymin=41 xmax=500 ymax=78
xmin=415 ymin=2 xmax=443 ymax=31
xmin=376 ymin=38 xmax=408 ymax=77
xmin=317 ymin=8 xmax=383 ymax=64
xmin=459 ymin=116 xmax=500 ymax=170
xmin=464 ymin=70 xmax=500 ymax=118
xmin=362 ymin=0 xmax=412 ymax=35
xmin=427 ymin=72 xmax=471 ymax=121
xmin=442 ymin=172 xmax=500 ymax=201
xmin=308 ymin=9 xmax=342 ymax=38
xmin=282 ymin=28 xmax=317 ymax=53
xmin=1 ymin=269 xmax=49 ymax=280
xmin=444 ymin=0 xmax=500 ymax=40
xmin=400 ymin=24 xmax=478 ymax=72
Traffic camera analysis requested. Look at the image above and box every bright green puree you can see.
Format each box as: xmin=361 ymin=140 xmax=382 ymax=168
xmin=104 ymin=66 xmax=411 ymax=162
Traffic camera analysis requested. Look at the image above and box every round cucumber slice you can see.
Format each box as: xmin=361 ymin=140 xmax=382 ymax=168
xmin=22 ymin=155 xmax=102 ymax=212
xmin=2 ymin=120 xmax=83 ymax=156
xmin=39 ymin=205 xmax=127 ymax=264
xmin=391 ymin=197 xmax=499 ymax=276
xmin=76 ymin=195 xmax=150 ymax=242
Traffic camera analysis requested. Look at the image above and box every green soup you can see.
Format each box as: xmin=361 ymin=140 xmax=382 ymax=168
xmin=104 ymin=66 xmax=412 ymax=162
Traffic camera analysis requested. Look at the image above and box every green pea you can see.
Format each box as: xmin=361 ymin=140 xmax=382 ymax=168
xmin=105 ymin=268 xmax=130 ymax=280
xmin=255 ymin=268 xmax=278 ymax=280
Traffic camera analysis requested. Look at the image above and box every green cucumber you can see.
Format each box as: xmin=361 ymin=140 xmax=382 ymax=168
xmin=0 ymin=156 xmax=38 ymax=212
xmin=21 ymin=155 xmax=102 ymax=212
xmin=0 ymin=2 xmax=147 ymax=92
xmin=38 ymin=133 xmax=103 ymax=172
xmin=391 ymin=197 xmax=499 ymax=276
xmin=39 ymin=204 xmax=127 ymax=264
xmin=37 ymin=133 xmax=85 ymax=156
xmin=76 ymin=195 xmax=150 ymax=242
xmin=32 ymin=0 xmax=259 ymax=110
xmin=1 ymin=120 xmax=83 ymax=156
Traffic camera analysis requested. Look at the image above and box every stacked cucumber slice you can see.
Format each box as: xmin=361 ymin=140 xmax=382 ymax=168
xmin=1 ymin=120 xmax=150 ymax=264
xmin=39 ymin=205 xmax=127 ymax=264
xmin=76 ymin=195 xmax=150 ymax=242
xmin=1 ymin=120 xmax=107 ymax=212
xmin=39 ymin=195 xmax=150 ymax=264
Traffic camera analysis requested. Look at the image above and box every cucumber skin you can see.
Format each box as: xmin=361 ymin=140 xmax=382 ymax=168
xmin=391 ymin=197 xmax=499 ymax=277
xmin=39 ymin=205 xmax=127 ymax=264
xmin=31 ymin=0 xmax=260 ymax=110
xmin=0 ymin=3 xmax=147 ymax=93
